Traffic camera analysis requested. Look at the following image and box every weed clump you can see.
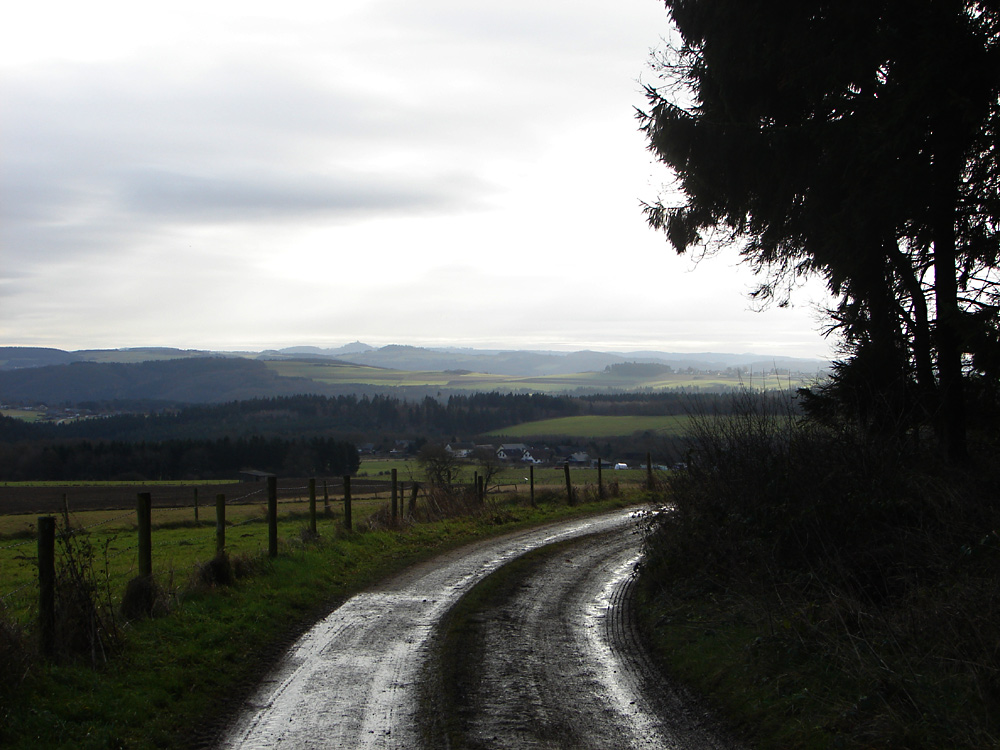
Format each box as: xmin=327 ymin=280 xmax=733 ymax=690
xmin=0 ymin=604 xmax=30 ymax=699
xmin=193 ymin=552 xmax=235 ymax=588
xmin=120 ymin=575 xmax=169 ymax=621
xmin=230 ymin=551 xmax=265 ymax=580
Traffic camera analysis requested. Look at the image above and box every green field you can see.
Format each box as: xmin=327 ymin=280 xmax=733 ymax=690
xmin=1 ymin=409 xmax=45 ymax=421
xmin=266 ymin=360 xmax=807 ymax=393
xmin=485 ymin=414 xmax=694 ymax=438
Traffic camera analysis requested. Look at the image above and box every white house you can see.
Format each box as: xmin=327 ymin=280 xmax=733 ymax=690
xmin=521 ymin=447 xmax=550 ymax=464
xmin=445 ymin=442 xmax=476 ymax=458
xmin=496 ymin=443 xmax=529 ymax=461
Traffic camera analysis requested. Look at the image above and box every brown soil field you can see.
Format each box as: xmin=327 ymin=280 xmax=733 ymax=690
xmin=0 ymin=478 xmax=395 ymax=516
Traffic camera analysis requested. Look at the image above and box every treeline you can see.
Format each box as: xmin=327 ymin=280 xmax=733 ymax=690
xmin=0 ymin=435 xmax=360 ymax=482
xmin=18 ymin=393 xmax=589 ymax=443
xmin=0 ymin=391 xmax=772 ymax=480
xmin=17 ymin=391 xmax=745 ymax=444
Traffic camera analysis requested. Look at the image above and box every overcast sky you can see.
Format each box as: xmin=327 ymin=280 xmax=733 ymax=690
xmin=1 ymin=0 xmax=835 ymax=359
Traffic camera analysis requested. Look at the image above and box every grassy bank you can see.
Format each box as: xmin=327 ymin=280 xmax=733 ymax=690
xmin=0 ymin=491 xmax=636 ymax=749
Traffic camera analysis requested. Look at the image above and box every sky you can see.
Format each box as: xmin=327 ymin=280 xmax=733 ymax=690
xmin=1 ymin=0 xmax=836 ymax=360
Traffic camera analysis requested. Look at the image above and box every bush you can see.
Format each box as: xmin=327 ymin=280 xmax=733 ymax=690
xmin=639 ymin=388 xmax=1000 ymax=748
xmin=53 ymin=526 xmax=122 ymax=664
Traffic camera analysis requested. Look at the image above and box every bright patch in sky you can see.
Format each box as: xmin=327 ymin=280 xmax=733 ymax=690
xmin=1 ymin=0 xmax=835 ymax=358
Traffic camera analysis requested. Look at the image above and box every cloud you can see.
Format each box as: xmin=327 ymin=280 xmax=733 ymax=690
xmin=118 ymin=167 xmax=489 ymax=222
xmin=0 ymin=0 xmax=835 ymax=359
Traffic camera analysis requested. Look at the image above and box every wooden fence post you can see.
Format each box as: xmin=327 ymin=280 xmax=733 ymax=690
xmin=343 ymin=475 xmax=352 ymax=532
xmin=647 ymin=451 xmax=654 ymax=491
xmin=38 ymin=516 xmax=56 ymax=658
xmin=598 ymin=457 xmax=604 ymax=499
xmin=193 ymin=487 xmax=199 ymax=522
xmin=408 ymin=482 xmax=419 ymax=516
xmin=267 ymin=476 xmax=278 ymax=558
xmin=323 ymin=480 xmax=331 ymax=515
xmin=564 ymin=463 xmax=574 ymax=506
xmin=391 ymin=469 xmax=398 ymax=523
xmin=215 ymin=494 xmax=226 ymax=554
xmin=137 ymin=492 xmax=152 ymax=578
xmin=477 ymin=475 xmax=485 ymax=504
xmin=61 ymin=494 xmax=70 ymax=529
xmin=309 ymin=478 xmax=317 ymax=534
xmin=529 ymin=465 xmax=535 ymax=507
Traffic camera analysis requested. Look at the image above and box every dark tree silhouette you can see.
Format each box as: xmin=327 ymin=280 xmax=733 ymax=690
xmin=640 ymin=0 xmax=1000 ymax=461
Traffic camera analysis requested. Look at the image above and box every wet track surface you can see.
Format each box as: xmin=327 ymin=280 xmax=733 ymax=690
xmin=218 ymin=508 xmax=741 ymax=749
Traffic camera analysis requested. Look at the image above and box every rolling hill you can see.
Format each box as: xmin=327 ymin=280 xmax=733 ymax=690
xmin=0 ymin=344 xmax=827 ymax=406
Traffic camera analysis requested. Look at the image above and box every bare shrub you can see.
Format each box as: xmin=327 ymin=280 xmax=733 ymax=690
xmin=53 ymin=526 xmax=121 ymax=664
xmin=363 ymin=504 xmax=410 ymax=531
xmin=417 ymin=485 xmax=481 ymax=522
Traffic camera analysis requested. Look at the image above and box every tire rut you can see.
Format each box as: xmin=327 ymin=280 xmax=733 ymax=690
xmin=217 ymin=509 xmax=642 ymax=749
xmin=424 ymin=523 xmax=743 ymax=750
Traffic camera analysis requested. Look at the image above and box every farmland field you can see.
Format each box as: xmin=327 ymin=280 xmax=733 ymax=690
xmin=266 ymin=360 xmax=809 ymax=393
xmin=485 ymin=414 xmax=694 ymax=438
xmin=1 ymin=409 xmax=45 ymax=421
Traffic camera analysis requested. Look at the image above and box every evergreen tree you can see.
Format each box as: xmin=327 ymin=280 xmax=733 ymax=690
xmin=641 ymin=0 xmax=1000 ymax=460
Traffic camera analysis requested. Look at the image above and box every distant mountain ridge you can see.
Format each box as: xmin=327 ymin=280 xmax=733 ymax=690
xmin=317 ymin=345 xmax=827 ymax=376
xmin=0 ymin=344 xmax=829 ymax=406
xmin=0 ymin=344 xmax=828 ymax=375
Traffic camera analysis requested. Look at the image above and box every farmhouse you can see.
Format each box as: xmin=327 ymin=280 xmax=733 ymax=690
xmin=496 ymin=443 xmax=529 ymax=461
xmin=445 ymin=442 xmax=476 ymax=458
xmin=521 ymin=447 xmax=551 ymax=464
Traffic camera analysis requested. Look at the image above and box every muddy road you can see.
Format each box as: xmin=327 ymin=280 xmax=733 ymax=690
xmin=218 ymin=508 xmax=741 ymax=749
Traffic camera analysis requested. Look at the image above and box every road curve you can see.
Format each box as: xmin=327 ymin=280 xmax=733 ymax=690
xmin=218 ymin=508 xmax=740 ymax=749
xmin=422 ymin=524 xmax=741 ymax=749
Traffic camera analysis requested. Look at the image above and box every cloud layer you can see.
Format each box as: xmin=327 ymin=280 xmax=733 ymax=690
xmin=1 ymin=0 xmax=834 ymax=357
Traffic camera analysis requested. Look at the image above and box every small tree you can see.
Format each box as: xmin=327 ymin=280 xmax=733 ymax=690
xmin=472 ymin=447 xmax=502 ymax=489
xmin=416 ymin=443 xmax=461 ymax=487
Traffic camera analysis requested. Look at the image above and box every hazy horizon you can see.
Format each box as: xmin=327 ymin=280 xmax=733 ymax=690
xmin=2 ymin=1 xmax=836 ymax=361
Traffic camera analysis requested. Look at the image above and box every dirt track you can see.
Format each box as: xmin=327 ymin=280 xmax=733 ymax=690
xmin=422 ymin=526 xmax=740 ymax=749
xmin=217 ymin=509 xmax=742 ymax=749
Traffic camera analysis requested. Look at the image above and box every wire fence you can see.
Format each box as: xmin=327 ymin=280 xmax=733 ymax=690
xmin=0 ymin=474 xmax=435 ymax=619
xmin=1 ymin=462 xmax=661 ymax=629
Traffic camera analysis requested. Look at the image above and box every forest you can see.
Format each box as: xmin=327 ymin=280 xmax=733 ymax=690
xmin=0 ymin=391 xmax=745 ymax=481
xmin=0 ymin=435 xmax=360 ymax=482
